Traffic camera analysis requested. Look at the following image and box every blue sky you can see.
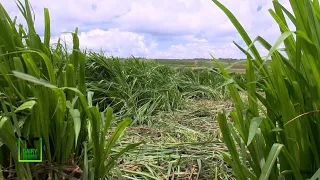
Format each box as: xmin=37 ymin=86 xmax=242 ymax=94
xmin=3 ymin=0 xmax=292 ymax=59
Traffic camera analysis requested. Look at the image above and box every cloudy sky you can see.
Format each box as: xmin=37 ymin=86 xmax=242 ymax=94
xmin=2 ymin=0 xmax=292 ymax=59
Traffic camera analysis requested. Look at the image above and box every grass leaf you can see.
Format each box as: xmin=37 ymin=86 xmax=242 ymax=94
xmin=247 ymin=117 xmax=264 ymax=146
xmin=13 ymin=71 xmax=57 ymax=89
xmin=259 ymin=144 xmax=283 ymax=180
xmin=69 ymin=109 xmax=81 ymax=148
xmin=15 ymin=100 xmax=36 ymax=112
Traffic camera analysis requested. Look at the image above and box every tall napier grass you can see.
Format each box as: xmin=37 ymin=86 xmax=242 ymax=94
xmin=0 ymin=1 xmax=139 ymax=179
xmin=86 ymin=52 xmax=232 ymax=125
xmin=212 ymin=0 xmax=320 ymax=179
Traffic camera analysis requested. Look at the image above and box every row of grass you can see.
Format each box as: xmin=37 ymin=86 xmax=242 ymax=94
xmin=152 ymin=58 xmax=246 ymax=69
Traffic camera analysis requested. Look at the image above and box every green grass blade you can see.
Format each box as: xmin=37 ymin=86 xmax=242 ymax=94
xmin=295 ymin=30 xmax=314 ymax=44
xmin=217 ymin=112 xmax=246 ymax=180
xmin=14 ymin=100 xmax=36 ymax=113
xmin=247 ymin=117 xmax=264 ymax=146
xmin=13 ymin=71 xmax=57 ymax=89
xmin=265 ymin=31 xmax=293 ymax=61
xmin=277 ymin=1 xmax=296 ymax=26
xmin=69 ymin=109 xmax=81 ymax=148
xmin=281 ymin=147 xmax=303 ymax=179
xmin=246 ymin=57 xmax=258 ymax=116
xmin=78 ymin=52 xmax=86 ymax=94
xmin=259 ymin=144 xmax=283 ymax=180
xmin=104 ymin=118 xmax=131 ymax=157
xmin=211 ymin=0 xmax=270 ymax=77
xmin=83 ymin=142 xmax=88 ymax=180
xmin=233 ymin=41 xmax=253 ymax=59
xmin=305 ymin=0 xmax=320 ymax=51
xmin=43 ymin=8 xmax=50 ymax=51
xmin=211 ymin=0 xmax=259 ymax=59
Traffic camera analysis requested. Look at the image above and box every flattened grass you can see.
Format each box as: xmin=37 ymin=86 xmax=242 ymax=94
xmin=114 ymin=98 xmax=240 ymax=179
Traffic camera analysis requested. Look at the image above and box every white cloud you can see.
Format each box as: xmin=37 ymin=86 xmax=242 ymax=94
xmin=52 ymin=28 xmax=155 ymax=57
xmin=2 ymin=0 xmax=292 ymax=59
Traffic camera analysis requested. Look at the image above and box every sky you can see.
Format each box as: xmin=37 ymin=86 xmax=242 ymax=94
xmin=2 ymin=0 xmax=293 ymax=59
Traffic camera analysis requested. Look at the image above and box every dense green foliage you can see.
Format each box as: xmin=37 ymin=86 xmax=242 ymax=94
xmin=0 ymin=1 xmax=139 ymax=179
xmin=214 ymin=0 xmax=320 ymax=179
xmin=86 ymin=53 xmax=236 ymax=125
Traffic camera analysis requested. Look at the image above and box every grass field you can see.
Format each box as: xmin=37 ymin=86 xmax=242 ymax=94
xmin=85 ymin=53 xmax=247 ymax=125
xmin=2 ymin=0 xmax=320 ymax=179
xmin=84 ymin=54 xmax=248 ymax=179
xmin=151 ymin=58 xmax=246 ymax=71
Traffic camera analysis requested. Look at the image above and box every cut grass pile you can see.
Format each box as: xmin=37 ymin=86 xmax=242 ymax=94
xmin=113 ymin=98 xmax=240 ymax=179
xmin=112 ymin=91 xmax=252 ymax=179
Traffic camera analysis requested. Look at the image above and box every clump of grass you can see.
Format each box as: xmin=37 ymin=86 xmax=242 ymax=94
xmin=86 ymin=53 xmax=185 ymax=125
xmin=86 ymin=52 xmax=239 ymax=125
xmin=175 ymin=67 xmax=230 ymax=100
xmin=0 ymin=1 xmax=138 ymax=179
xmin=213 ymin=0 xmax=320 ymax=179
